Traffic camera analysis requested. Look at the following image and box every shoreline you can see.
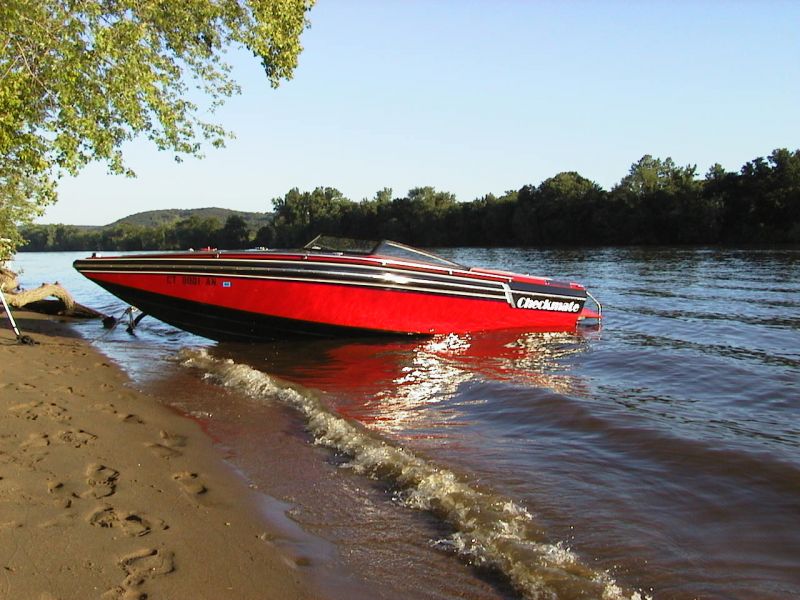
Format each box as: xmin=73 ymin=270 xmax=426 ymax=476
xmin=0 ymin=310 xmax=323 ymax=599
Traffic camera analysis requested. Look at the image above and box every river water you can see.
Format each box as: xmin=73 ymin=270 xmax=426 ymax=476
xmin=9 ymin=247 xmax=800 ymax=600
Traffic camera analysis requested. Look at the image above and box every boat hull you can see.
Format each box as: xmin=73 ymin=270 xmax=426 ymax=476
xmin=74 ymin=251 xmax=590 ymax=341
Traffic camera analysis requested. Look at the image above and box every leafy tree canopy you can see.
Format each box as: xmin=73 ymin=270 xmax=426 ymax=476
xmin=0 ymin=0 xmax=314 ymax=258
xmin=614 ymin=155 xmax=699 ymax=197
xmin=538 ymin=171 xmax=604 ymax=202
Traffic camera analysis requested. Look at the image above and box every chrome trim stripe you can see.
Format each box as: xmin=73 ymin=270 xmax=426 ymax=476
xmin=79 ymin=255 xmax=514 ymax=284
xmin=241 ymin=266 xmax=505 ymax=294
xmin=78 ymin=268 xmax=510 ymax=301
xmin=77 ymin=264 xmax=506 ymax=294
xmin=75 ymin=260 xmax=511 ymax=293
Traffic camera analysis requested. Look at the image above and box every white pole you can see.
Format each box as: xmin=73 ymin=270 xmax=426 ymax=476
xmin=0 ymin=284 xmax=23 ymax=339
xmin=0 ymin=239 xmax=35 ymax=344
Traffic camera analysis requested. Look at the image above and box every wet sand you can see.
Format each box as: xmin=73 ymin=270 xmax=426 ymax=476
xmin=0 ymin=310 xmax=320 ymax=600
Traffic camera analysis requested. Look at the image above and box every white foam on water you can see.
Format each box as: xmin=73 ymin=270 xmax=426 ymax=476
xmin=179 ymin=348 xmax=648 ymax=600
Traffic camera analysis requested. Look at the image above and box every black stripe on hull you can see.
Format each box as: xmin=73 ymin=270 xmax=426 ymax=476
xmin=509 ymin=280 xmax=584 ymax=299
xmin=98 ymin=282 xmax=417 ymax=342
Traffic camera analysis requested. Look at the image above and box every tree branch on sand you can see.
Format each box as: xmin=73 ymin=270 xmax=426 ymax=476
xmin=1 ymin=266 xmax=103 ymax=318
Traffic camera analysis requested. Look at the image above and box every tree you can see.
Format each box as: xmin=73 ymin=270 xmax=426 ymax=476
xmin=475 ymin=191 xmax=517 ymax=245
xmin=614 ymin=155 xmax=699 ymax=197
xmin=729 ymin=149 xmax=800 ymax=243
xmin=611 ymin=155 xmax=700 ymax=244
xmin=173 ymin=216 xmax=221 ymax=250
xmin=535 ymin=172 xmax=604 ymax=245
xmin=219 ymin=214 xmax=251 ymax=248
xmin=0 ymin=0 xmax=315 ymax=257
xmin=271 ymin=186 xmax=350 ymax=246
xmin=373 ymin=187 xmax=393 ymax=206
xmin=403 ymin=187 xmax=457 ymax=245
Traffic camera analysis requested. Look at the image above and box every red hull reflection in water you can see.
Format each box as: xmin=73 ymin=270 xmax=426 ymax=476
xmin=212 ymin=327 xmax=595 ymax=433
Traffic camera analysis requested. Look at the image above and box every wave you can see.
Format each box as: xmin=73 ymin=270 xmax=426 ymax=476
xmin=179 ymin=348 xmax=647 ymax=600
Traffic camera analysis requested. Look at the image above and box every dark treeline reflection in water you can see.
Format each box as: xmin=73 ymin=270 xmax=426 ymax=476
xmin=12 ymin=247 xmax=800 ymax=599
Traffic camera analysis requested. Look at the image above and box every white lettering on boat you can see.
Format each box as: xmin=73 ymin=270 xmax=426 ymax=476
xmin=515 ymin=297 xmax=581 ymax=313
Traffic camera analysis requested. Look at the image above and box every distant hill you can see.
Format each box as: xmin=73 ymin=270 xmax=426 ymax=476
xmin=107 ymin=207 xmax=273 ymax=230
xmin=21 ymin=206 xmax=277 ymax=251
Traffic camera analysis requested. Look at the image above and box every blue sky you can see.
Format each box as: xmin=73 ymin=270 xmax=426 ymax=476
xmin=47 ymin=1 xmax=800 ymax=225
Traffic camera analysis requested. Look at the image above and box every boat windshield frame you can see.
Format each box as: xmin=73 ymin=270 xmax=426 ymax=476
xmin=303 ymin=235 xmax=465 ymax=269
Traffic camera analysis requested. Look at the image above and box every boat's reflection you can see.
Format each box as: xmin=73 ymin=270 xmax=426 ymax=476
xmin=212 ymin=327 xmax=597 ymax=435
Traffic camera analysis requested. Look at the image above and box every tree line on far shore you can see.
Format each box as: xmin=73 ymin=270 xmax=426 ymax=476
xmin=20 ymin=148 xmax=800 ymax=252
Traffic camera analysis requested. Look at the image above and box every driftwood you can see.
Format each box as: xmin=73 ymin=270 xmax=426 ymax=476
xmin=0 ymin=267 xmax=18 ymax=291
xmin=1 ymin=266 xmax=105 ymax=318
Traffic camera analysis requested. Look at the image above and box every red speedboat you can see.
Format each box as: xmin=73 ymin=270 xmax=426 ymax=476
xmin=73 ymin=236 xmax=601 ymax=341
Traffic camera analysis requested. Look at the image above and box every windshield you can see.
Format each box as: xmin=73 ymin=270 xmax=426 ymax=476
xmin=304 ymin=235 xmax=379 ymax=254
xmin=303 ymin=235 xmax=464 ymax=269
xmin=373 ymin=241 xmax=464 ymax=269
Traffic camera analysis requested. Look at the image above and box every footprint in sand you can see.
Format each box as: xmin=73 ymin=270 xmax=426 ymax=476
xmin=36 ymin=481 xmax=79 ymax=527
xmin=13 ymin=382 xmax=36 ymax=391
xmin=58 ymin=384 xmax=86 ymax=397
xmin=92 ymin=402 xmax=144 ymax=425
xmin=159 ymin=431 xmax=187 ymax=448
xmin=102 ymin=548 xmax=175 ymax=599
xmin=46 ymin=480 xmax=74 ymax=509
xmin=19 ymin=432 xmax=50 ymax=451
xmin=121 ymin=548 xmax=175 ymax=586
xmin=83 ymin=463 xmax=119 ymax=499
xmin=145 ymin=443 xmax=181 ymax=459
xmin=146 ymin=431 xmax=187 ymax=459
xmin=172 ymin=472 xmax=207 ymax=498
xmin=8 ymin=401 xmax=70 ymax=423
xmin=118 ymin=413 xmax=144 ymax=425
xmin=55 ymin=429 xmax=97 ymax=448
xmin=86 ymin=506 xmax=167 ymax=537
xmin=93 ymin=402 xmax=118 ymax=415
xmin=38 ymin=511 xmax=79 ymax=529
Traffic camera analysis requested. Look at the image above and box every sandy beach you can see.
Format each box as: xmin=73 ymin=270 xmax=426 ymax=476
xmin=0 ymin=309 xmax=320 ymax=600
